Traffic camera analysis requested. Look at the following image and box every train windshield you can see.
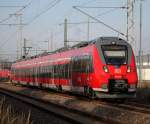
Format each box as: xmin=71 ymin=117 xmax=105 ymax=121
xmin=102 ymin=45 xmax=127 ymax=65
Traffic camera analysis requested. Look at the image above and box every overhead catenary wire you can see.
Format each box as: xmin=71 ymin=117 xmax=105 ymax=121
xmin=59 ymin=6 xmax=126 ymax=25
xmin=30 ymin=0 xmax=99 ymax=50
xmin=0 ymin=0 xmax=34 ymax=24
xmin=73 ymin=6 xmax=126 ymax=37
xmin=31 ymin=0 xmax=96 ymax=45
xmin=58 ymin=3 xmax=127 ymax=46
xmin=0 ymin=31 xmax=18 ymax=50
xmin=0 ymin=5 xmax=25 ymax=8
xmin=0 ymin=15 xmax=12 ymax=23
xmin=27 ymin=0 xmax=62 ymax=25
xmin=96 ymin=7 xmax=125 ymax=17
xmin=74 ymin=6 xmax=127 ymax=9
xmin=14 ymin=0 xmax=34 ymax=14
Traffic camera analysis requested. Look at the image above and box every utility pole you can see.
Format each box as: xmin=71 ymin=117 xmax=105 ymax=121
xmin=23 ymin=38 xmax=27 ymax=58
xmin=10 ymin=13 xmax=23 ymax=59
xmin=64 ymin=18 xmax=68 ymax=47
xmin=19 ymin=14 xmax=23 ymax=57
xmin=139 ymin=0 xmax=143 ymax=82
xmin=50 ymin=32 xmax=53 ymax=51
xmin=87 ymin=17 xmax=90 ymax=41
xmin=127 ymin=0 xmax=135 ymax=52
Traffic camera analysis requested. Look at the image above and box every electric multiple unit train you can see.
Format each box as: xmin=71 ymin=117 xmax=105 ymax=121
xmin=0 ymin=69 xmax=10 ymax=81
xmin=10 ymin=37 xmax=138 ymax=99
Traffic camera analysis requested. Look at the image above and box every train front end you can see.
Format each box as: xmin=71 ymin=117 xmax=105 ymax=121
xmin=94 ymin=37 xmax=138 ymax=98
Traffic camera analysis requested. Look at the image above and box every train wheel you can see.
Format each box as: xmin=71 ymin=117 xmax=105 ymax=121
xmin=89 ymin=88 xmax=96 ymax=99
xmin=84 ymin=86 xmax=88 ymax=96
xmin=11 ymin=81 xmax=16 ymax=86
xmin=56 ymin=85 xmax=62 ymax=92
xmin=58 ymin=85 xmax=62 ymax=92
xmin=39 ymin=83 xmax=42 ymax=89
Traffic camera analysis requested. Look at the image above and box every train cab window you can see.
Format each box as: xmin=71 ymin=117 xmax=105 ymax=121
xmin=102 ymin=45 xmax=127 ymax=65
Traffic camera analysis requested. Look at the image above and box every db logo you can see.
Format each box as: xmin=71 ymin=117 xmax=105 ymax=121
xmin=115 ymin=69 xmax=121 ymax=73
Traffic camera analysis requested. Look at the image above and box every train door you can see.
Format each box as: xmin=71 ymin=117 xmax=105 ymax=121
xmin=64 ymin=61 xmax=72 ymax=91
xmin=84 ymin=55 xmax=92 ymax=86
xmin=35 ymin=66 xmax=38 ymax=85
xmin=57 ymin=63 xmax=61 ymax=88
xmin=69 ymin=58 xmax=73 ymax=91
xmin=81 ymin=55 xmax=89 ymax=86
xmin=51 ymin=63 xmax=54 ymax=86
xmin=71 ymin=57 xmax=76 ymax=89
xmin=71 ymin=56 xmax=82 ymax=92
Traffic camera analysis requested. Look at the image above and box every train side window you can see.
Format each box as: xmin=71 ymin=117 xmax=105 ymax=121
xmin=51 ymin=64 xmax=54 ymax=78
xmin=47 ymin=65 xmax=50 ymax=78
xmin=72 ymin=56 xmax=82 ymax=72
xmin=78 ymin=57 xmax=82 ymax=72
xmin=43 ymin=66 xmax=45 ymax=78
xmin=58 ymin=64 xmax=61 ymax=78
xmin=63 ymin=64 xmax=65 ymax=78
xmin=48 ymin=65 xmax=52 ymax=78
xmin=44 ymin=66 xmax=46 ymax=78
xmin=80 ymin=55 xmax=93 ymax=73
xmin=80 ymin=56 xmax=86 ymax=72
xmin=89 ymin=55 xmax=93 ymax=72
xmin=64 ymin=64 xmax=68 ymax=78
xmin=45 ymin=66 xmax=48 ymax=78
xmin=37 ymin=66 xmax=39 ymax=78
xmin=53 ymin=65 xmax=56 ymax=78
xmin=43 ymin=66 xmax=46 ymax=78
xmin=38 ymin=67 xmax=40 ymax=78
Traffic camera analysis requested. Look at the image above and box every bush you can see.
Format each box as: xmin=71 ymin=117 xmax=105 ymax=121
xmin=0 ymin=97 xmax=32 ymax=124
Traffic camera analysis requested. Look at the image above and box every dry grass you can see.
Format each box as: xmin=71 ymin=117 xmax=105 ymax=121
xmin=137 ymin=81 xmax=150 ymax=88
xmin=0 ymin=97 xmax=32 ymax=124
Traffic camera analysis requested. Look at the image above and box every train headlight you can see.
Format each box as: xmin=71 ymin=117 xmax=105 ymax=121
xmin=103 ymin=66 xmax=109 ymax=73
xmin=127 ymin=66 xmax=131 ymax=73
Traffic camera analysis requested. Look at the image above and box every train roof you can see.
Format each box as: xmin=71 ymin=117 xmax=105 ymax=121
xmin=15 ymin=37 xmax=128 ymax=62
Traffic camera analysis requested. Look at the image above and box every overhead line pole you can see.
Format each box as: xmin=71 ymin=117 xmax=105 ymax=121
xmin=0 ymin=23 xmax=27 ymax=26
xmin=139 ymin=0 xmax=143 ymax=82
xmin=9 ymin=13 xmax=24 ymax=59
xmin=50 ymin=32 xmax=53 ymax=51
xmin=74 ymin=6 xmax=127 ymax=9
xmin=64 ymin=18 xmax=68 ymax=47
xmin=127 ymin=0 xmax=129 ymax=42
xmin=87 ymin=17 xmax=90 ymax=41
xmin=0 ymin=6 xmax=25 ymax=8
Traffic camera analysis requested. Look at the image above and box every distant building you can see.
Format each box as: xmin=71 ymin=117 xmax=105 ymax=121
xmin=136 ymin=54 xmax=150 ymax=81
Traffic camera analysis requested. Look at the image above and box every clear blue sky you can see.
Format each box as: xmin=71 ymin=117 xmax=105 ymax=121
xmin=0 ymin=0 xmax=149 ymax=60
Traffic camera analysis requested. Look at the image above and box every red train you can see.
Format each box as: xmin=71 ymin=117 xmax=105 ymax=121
xmin=0 ymin=69 xmax=10 ymax=81
xmin=11 ymin=37 xmax=138 ymax=99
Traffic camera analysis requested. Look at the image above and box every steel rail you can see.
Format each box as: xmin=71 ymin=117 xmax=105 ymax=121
xmin=0 ymin=87 xmax=124 ymax=124
xmin=96 ymin=101 xmax=150 ymax=115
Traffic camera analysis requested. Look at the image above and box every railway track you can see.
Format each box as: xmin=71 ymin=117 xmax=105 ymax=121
xmin=21 ymin=86 xmax=150 ymax=116
xmin=0 ymin=87 xmax=124 ymax=124
xmin=41 ymin=90 xmax=150 ymax=115
xmin=52 ymin=91 xmax=150 ymax=115
xmin=99 ymin=101 xmax=150 ymax=115
xmin=36 ymin=89 xmax=150 ymax=115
